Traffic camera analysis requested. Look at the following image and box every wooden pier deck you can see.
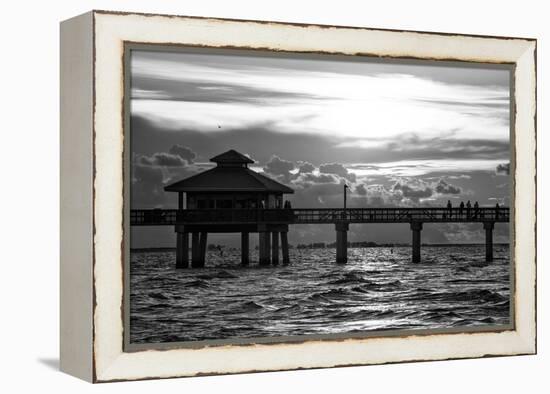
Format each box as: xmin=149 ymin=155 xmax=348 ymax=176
xmin=130 ymin=207 xmax=509 ymax=226
xmin=130 ymin=207 xmax=509 ymax=267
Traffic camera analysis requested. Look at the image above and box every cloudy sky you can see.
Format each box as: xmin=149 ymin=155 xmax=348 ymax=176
xmin=130 ymin=49 xmax=511 ymax=248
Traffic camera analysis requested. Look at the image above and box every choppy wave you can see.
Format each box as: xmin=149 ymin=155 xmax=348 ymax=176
xmin=130 ymin=245 xmax=511 ymax=344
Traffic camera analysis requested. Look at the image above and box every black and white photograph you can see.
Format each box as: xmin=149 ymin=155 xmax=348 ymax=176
xmin=2 ymin=0 xmax=546 ymax=388
xmin=127 ymin=47 xmax=513 ymax=346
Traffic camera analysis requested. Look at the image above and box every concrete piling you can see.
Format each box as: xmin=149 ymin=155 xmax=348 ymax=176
xmin=259 ymin=229 xmax=270 ymax=266
xmin=281 ymin=231 xmax=290 ymax=265
xmin=176 ymin=231 xmax=189 ymax=269
xmin=241 ymin=232 xmax=249 ymax=266
xmin=411 ymin=222 xmax=423 ymax=263
xmin=484 ymin=222 xmax=494 ymax=262
xmin=191 ymin=232 xmax=201 ymax=268
xmin=335 ymin=222 xmax=349 ymax=264
xmin=198 ymin=232 xmax=207 ymax=267
xmin=272 ymin=232 xmax=279 ymax=266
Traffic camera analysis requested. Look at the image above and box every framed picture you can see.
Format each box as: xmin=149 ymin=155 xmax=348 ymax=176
xmin=60 ymin=10 xmax=537 ymax=382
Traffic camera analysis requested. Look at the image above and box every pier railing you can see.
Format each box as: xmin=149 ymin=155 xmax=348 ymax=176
xmin=292 ymin=207 xmax=509 ymax=223
xmin=130 ymin=207 xmax=509 ymax=226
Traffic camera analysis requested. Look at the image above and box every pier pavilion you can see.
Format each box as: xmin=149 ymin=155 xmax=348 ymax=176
xmin=132 ymin=150 xmax=510 ymax=267
xmin=164 ymin=150 xmax=294 ymax=268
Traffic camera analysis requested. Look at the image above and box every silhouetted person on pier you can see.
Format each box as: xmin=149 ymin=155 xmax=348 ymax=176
xmin=459 ymin=201 xmax=465 ymax=217
xmin=495 ymin=202 xmax=500 ymax=219
xmin=474 ymin=201 xmax=479 ymax=218
xmin=466 ymin=200 xmax=472 ymax=218
xmin=447 ymin=200 xmax=452 ymax=218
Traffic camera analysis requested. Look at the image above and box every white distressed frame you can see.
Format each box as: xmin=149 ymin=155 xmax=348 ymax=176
xmin=61 ymin=10 xmax=536 ymax=382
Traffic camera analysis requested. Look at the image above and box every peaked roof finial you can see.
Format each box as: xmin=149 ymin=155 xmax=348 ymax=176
xmin=164 ymin=149 xmax=293 ymax=194
xmin=210 ymin=149 xmax=254 ymax=165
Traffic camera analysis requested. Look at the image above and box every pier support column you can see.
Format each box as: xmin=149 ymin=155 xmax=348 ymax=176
xmin=335 ymin=222 xmax=349 ymax=264
xmin=272 ymin=232 xmax=279 ymax=266
xmin=411 ymin=222 xmax=423 ymax=263
xmin=484 ymin=222 xmax=494 ymax=262
xmin=198 ymin=232 xmax=208 ymax=267
xmin=264 ymin=231 xmax=271 ymax=265
xmin=281 ymin=230 xmax=290 ymax=265
xmin=259 ymin=227 xmax=270 ymax=266
xmin=241 ymin=232 xmax=249 ymax=266
xmin=191 ymin=232 xmax=201 ymax=268
xmin=176 ymin=231 xmax=189 ymax=269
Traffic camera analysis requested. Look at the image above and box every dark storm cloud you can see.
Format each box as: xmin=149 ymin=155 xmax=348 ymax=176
xmin=387 ymin=178 xmax=463 ymax=203
xmin=422 ymin=170 xmax=511 ymax=208
xmin=289 ymin=179 xmax=346 ymax=208
xmin=383 ymin=132 xmax=510 ymax=160
xmin=131 ymin=148 xmax=202 ymax=208
xmin=351 ymin=179 xmax=464 ymax=209
xmin=130 ymin=115 xmax=340 ymax=165
xmin=132 ymin=164 xmax=168 ymax=208
xmin=297 ymin=162 xmax=315 ymax=174
xmin=131 ymin=115 xmax=510 ymax=166
xmin=435 ymin=179 xmax=462 ymax=195
xmin=140 ymin=152 xmax=186 ymax=167
xmin=263 ymin=155 xmax=295 ymax=182
xmin=134 ymin=49 xmax=510 ymax=89
xmin=496 ymin=162 xmax=510 ymax=175
xmin=357 ymin=184 xmax=396 ymax=206
xmin=260 ymin=156 xmax=353 ymax=189
xmin=319 ymin=163 xmax=356 ymax=182
xmin=136 ymin=145 xmax=199 ymax=168
xmin=168 ymin=144 xmax=196 ymax=163
xmin=133 ymin=163 xmax=163 ymax=185
xmin=132 ymin=75 xmax=331 ymax=105
xmin=294 ymin=173 xmax=338 ymax=185
xmin=351 ymin=179 xmax=463 ymax=209
xmin=354 ymin=184 xmax=367 ymax=196
xmin=393 ymin=182 xmax=433 ymax=200
xmin=251 ymin=157 xmax=359 ymax=209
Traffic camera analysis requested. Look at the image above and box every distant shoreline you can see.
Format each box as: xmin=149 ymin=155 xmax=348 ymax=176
xmin=131 ymin=243 xmax=509 ymax=253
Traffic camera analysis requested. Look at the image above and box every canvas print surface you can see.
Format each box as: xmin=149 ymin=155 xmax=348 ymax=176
xmin=128 ymin=48 xmax=512 ymax=346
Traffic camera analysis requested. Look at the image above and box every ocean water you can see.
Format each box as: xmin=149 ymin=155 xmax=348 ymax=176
xmin=129 ymin=245 xmax=511 ymax=344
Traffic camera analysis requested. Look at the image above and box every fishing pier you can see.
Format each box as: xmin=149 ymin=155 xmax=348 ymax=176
xmin=130 ymin=150 xmax=510 ymax=267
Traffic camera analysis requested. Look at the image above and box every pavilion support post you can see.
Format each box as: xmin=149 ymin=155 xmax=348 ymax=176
xmin=198 ymin=232 xmax=208 ymax=267
xmin=258 ymin=232 xmax=266 ymax=265
xmin=281 ymin=230 xmax=290 ymax=265
xmin=411 ymin=222 xmax=423 ymax=263
xmin=241 ymin=232 xmax=249 ymax=266
xmin=484 ymin=222 xmax=494 ymax=262
xmin=191 ymin=232 xmax=201 ymax=268
xmin=264 ymin=231 xmax=271 ymax=265
xmin=272 ymin=232 xmax=279 ymax=266
xmin=335 ymin=222 xmax=349 ymax=264
xmin=258 ymin=228 xmax=270 ymax=266
xmin=176 ymin=231 xmax=189 ymax=269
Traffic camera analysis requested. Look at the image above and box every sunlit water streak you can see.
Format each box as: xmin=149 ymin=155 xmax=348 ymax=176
xmin=130 ymin=245 xmax=510 ymax=344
